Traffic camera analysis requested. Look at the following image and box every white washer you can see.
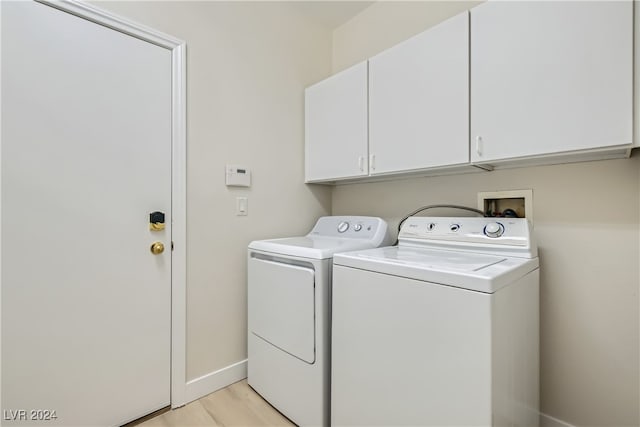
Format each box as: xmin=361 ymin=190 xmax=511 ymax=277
xmin=247 ymin=216 xmax=389 ymax=427
xmin=332 ymin=217 xmax=539 ymax=426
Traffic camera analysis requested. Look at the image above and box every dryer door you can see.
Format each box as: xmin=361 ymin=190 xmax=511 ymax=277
xmin=248 ymin=257 xmax=315 ymax=363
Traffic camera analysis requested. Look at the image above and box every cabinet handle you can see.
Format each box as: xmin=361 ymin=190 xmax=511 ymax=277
xmin=370 ymin=154 xmax=376 ymax=171
xmin=475 ymin=136 xmax=483 ymax=157
xmin=358 ymin=156 xmax=364 ymax=172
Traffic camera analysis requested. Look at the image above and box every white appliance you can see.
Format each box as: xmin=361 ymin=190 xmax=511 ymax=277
xmin=247 ymin=216 xmax=389 ymax=426
xmin=331 ymin=217 xmax=539 ymax=426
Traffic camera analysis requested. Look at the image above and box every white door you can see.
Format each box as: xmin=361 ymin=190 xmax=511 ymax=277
xmin=304 ymin=61 xmax=368 ymax=182
xmin=470 ymin=1 xmax=632 ymax=164
xmin=368 ymin=11 xmax=469 ymax=175
xmin=2 ymin=2 xmax=172 ymax=426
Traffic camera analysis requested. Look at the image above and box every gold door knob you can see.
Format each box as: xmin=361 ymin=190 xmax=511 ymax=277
xmin=150 ymin=241 xmax=165 ymax=255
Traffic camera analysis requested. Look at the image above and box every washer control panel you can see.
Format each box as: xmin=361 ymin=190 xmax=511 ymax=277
xmin=399 ymin=217 xmax=531 ymax=249
xmin=483 ymin=222 xmax=505 ymax=238
xmin=309 ymin=216 xmax=389 ymax=243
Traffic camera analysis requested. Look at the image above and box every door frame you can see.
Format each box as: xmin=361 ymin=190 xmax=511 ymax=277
xmin=30 ymin=0 xmax=188 ymax=408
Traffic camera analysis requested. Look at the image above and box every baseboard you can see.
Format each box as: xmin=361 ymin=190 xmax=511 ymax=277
xmin=540 ymin=412 xmax=577 ymax=427
xmin=181 ymin=364 xmax=578 ymax=427
xmin=183 ymin=359 xmax=248 ymax=404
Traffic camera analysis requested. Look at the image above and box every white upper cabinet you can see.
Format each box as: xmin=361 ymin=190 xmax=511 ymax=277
xmin=369 ymin=12 xmax=469 ymax=175
xmin=470 ymin=1 xmax=633 ymax=165
xmin=305 ymin=2 xmax=633 ymax=183
xmin=305 ymin=61 xmax=368 ymax=183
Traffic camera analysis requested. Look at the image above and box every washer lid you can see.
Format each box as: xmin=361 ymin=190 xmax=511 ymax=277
xmin=249 ymin=236 xmax=382 ymax=260
xmin=333 ymin=246 xmax=539 ymax=293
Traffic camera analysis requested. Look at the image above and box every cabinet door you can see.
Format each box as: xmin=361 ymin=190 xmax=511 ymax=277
xmin=368 ymin=12 xmax=469 ymax=175
xmin=305 ymin=62 xmax=368 ymax=182
xmin=470 ymin=1 xmax=632 ymax=164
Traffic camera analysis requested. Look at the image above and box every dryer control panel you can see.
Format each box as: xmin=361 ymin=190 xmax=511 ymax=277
xmin=309 ymin=216 xmax=389 ymax=244
xmin=399 ymin=217 xmax=536 ymax=258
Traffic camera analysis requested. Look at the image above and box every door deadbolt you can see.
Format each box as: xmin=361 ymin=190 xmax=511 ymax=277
xmin=149 ymin=211 xmax=165 ymax=231
xmin=150 ymin=241 xmax=165 ymax=255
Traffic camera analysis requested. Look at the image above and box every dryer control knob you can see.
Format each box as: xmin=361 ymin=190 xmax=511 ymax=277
xmin=337 ymin=221 xmax=350 ymax=233
xmin=484 ymin=222 xmax=504 ymax=238
xmin=353 ymin=223 xmax=363 ymax=232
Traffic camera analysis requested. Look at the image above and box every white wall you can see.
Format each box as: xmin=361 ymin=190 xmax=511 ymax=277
xmin=332 ymin=0 xmax=480 ymax=72
xmin=92 ymin=0 xmax=332 ymax=386
xmin=330 ymin=2 xmax=639 ymax=426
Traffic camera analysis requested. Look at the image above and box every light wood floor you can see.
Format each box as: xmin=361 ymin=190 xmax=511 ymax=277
xmin=136 ymin=380 xmax=296 ymax=427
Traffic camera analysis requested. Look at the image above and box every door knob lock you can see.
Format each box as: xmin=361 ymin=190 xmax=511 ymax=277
xmin=150 ymin=241 xmax=165 ymax=255
xmin=149 ymin=211 xmax=165 ymax=231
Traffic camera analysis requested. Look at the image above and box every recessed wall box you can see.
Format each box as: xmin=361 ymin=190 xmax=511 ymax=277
xmin=226 ymin=165 xmax=251 ymax=187
xmin=478 ymin=189 xmax=533 ymax=224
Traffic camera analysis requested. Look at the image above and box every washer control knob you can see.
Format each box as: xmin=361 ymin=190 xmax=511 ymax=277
xmin=427 ymin=223 xmax=436 ymax=231
xmin=450 ymin=224 xmax=460 ymax=232
xmin=353 ymin=223 xmax=363 ymax=232
xmin=337 ymin=221 xmax=350 ymax=233
xmin=484 ymin=222 xmax=504 ymax=238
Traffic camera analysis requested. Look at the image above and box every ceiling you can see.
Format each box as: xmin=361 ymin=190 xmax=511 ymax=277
xmin=286 ymin=1 xmax=375 ymax=29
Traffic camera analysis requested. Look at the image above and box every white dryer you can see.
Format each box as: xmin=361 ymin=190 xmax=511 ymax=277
xmin=331 ymin=217 xmax=539 ymax=426
xmin=247 ymin=216 xmax=389 ymax=427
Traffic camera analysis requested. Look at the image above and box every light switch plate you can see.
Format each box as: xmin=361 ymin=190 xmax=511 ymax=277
xmin=236 ymin=197 xmax=248 ymax=216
